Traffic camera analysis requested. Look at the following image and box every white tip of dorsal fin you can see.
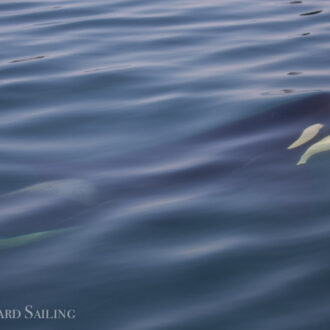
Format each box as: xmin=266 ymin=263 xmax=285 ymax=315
xmin=288 ymin=123 xmax=323 ymax=150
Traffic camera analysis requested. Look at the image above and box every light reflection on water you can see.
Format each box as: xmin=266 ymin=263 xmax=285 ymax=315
xmin=1 ymin=0 xmax=330 ymax=329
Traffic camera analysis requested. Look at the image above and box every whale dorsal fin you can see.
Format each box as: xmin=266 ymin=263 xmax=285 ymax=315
xmin=288 ymin=123 xmax=323 ymax=150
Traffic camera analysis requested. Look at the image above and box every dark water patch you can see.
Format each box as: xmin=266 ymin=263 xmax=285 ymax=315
xmin=300 ymin=10 xmax=323 ymax=16
xmin=261 ymin=89 xmax=323 ymax=96
xmin=10 ymin=56 xmax=45 ymax=64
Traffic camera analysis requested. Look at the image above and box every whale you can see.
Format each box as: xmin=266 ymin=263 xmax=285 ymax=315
xmin=85 ymin=92 xmax=330 ymax=221
xmin=1 ymin=93 xmax=330 ymax=250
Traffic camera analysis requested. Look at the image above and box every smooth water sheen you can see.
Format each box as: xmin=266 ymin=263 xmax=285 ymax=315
xmin=1 ymin=0 xmax=330 ymax=329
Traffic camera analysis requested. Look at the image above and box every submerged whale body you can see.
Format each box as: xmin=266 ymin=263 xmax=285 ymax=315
xmin=122 ymin=93 xmax=330 ymax=178
xmin=100 ymin=93 xmax=330 ymax=211
xmin=109 ymin=93 xmax=330 ymax=176
xmin=188 ymin=93 xmax=330 ymax=171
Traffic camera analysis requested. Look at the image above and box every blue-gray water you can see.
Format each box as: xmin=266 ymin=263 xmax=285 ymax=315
xmin=1 ymin=0 xmax=330 ymax=329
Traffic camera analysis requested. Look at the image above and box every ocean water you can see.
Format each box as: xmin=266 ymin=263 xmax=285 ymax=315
xmin=1 ymin=0 xmax=330 ymax=329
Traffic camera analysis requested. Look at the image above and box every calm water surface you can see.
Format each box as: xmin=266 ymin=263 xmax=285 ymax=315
xmin=1 ymin=0 xmax=330 ymax=329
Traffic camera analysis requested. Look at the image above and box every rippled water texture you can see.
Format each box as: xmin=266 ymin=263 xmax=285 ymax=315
xmin=1 ymin=0 xmax=330 ymax=329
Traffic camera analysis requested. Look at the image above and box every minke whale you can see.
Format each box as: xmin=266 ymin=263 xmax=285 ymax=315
xmin=1 ymin=93 xmax=330 ymax=250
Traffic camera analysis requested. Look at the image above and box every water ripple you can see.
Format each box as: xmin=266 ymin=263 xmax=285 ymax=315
xmin=1 ymin=0 xmax=330 ymax=329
